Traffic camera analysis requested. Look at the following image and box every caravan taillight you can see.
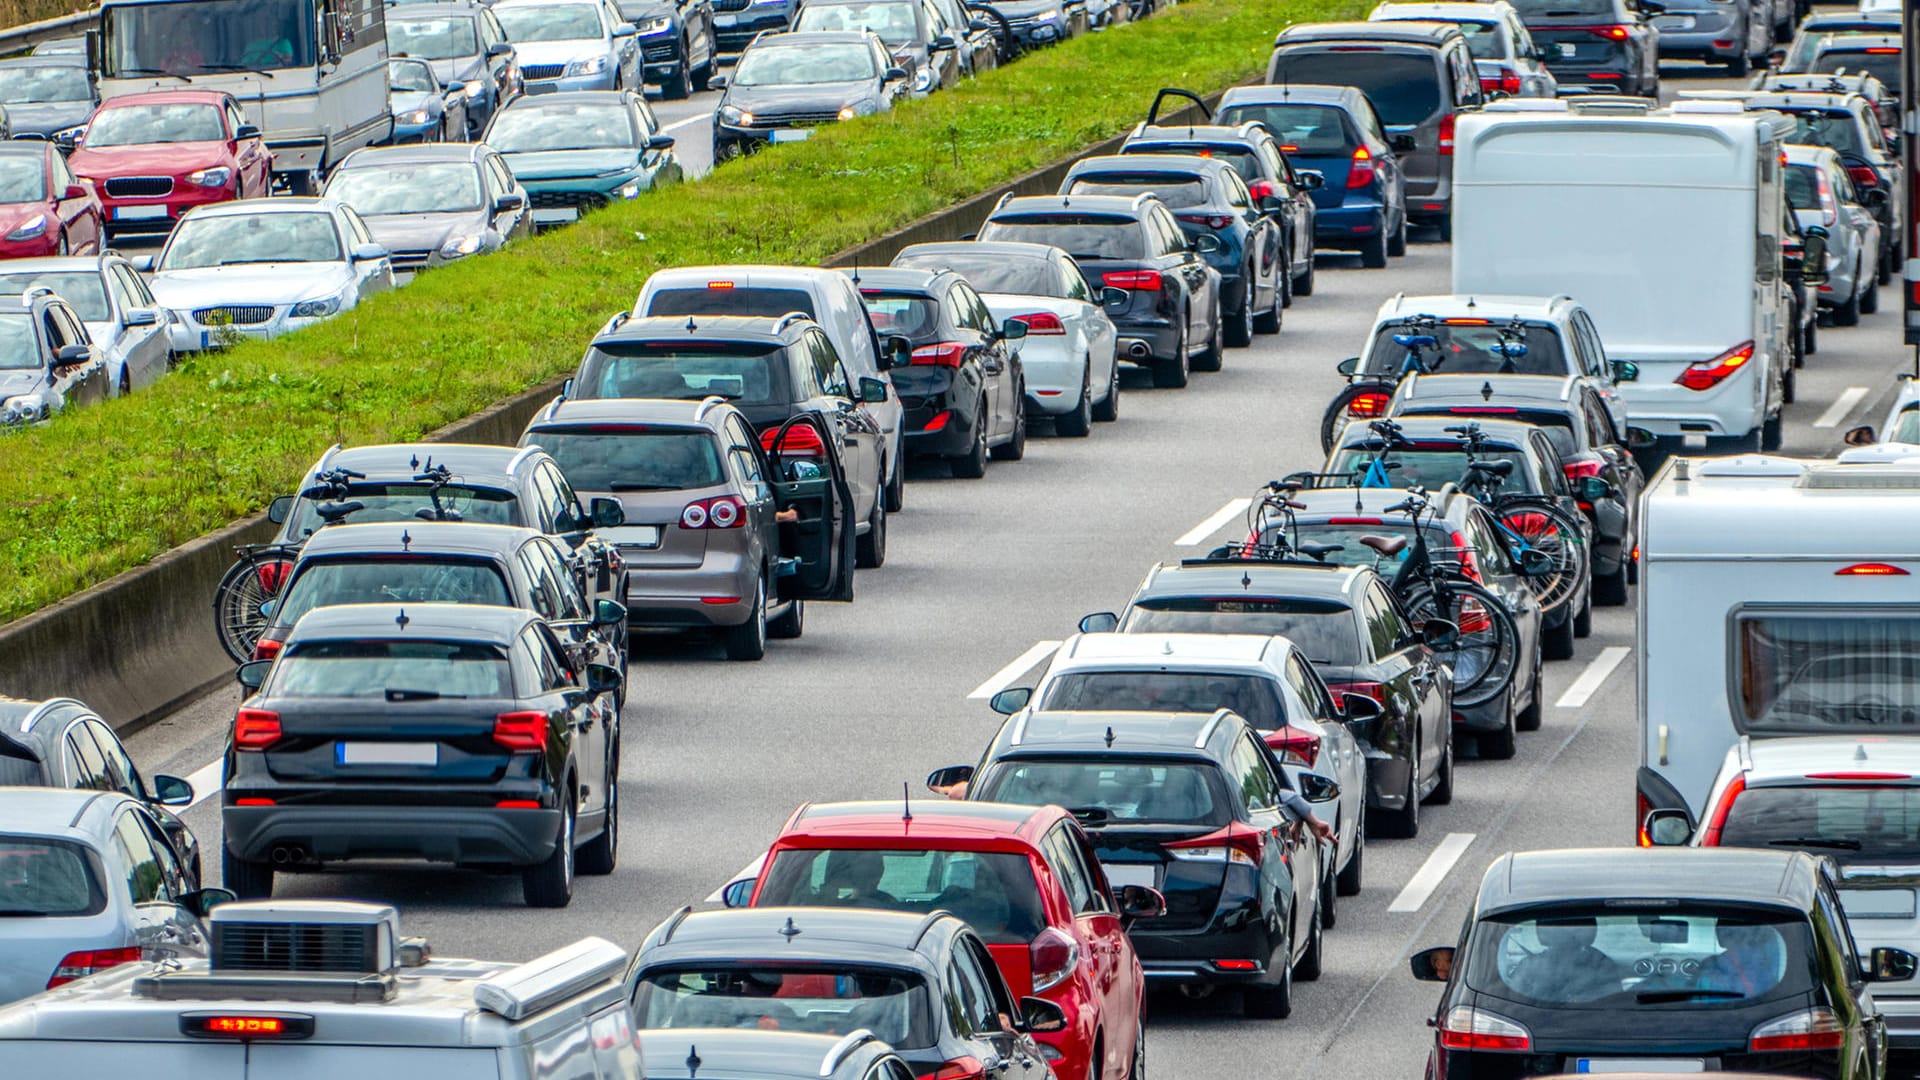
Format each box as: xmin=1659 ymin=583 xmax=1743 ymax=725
xmin=1837 ymin=563 xmax=1909 ymax=575
xmin=180 ymin=1013 xmax=315 ymax=1040
xmin=1674 ymin=341 xmax=1754 ymax=391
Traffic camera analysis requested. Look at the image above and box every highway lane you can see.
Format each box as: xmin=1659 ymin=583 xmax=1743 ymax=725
xmin=118 ymin=67 xmax=1911 ymax=1078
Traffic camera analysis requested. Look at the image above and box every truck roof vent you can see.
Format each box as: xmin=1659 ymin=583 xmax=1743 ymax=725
xmin=210 ymin=900 xmax=401 ymax=975
xmin=1568 ymin=98 xmax=1652 ymax=115
xmin=1835 ymin=443 xmax=1920 ymax=466
xmin=473 ymin=937 xmax=628 ymax=1021
xmin=1668 ymin=99 xmax=1747 ymax=114
xmin=1690 ymin=455 xmax=1805 ymax=479
xmin=1800 ymin=464 xmax=1920 ymax=491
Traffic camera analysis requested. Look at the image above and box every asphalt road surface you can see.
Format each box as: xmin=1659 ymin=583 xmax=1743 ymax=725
xmin=117 ymin=64 xmax=1915 ymax=1079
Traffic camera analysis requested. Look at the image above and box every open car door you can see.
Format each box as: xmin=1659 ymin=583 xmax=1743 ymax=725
xmin=767 ymin=413 xmax=856 ymax=603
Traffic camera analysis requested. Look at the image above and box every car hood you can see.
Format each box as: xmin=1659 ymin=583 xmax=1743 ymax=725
xmin=512 ymin=39 xmax=607 ymax=67
xmin=362 ymin=209 xmax=489 ymax=251
xmin=0 ymin=368 xmax=47 ymax=397
xmin=500 ymin=147 xmax=639 ymax=179
xmin=149 ymin=263 xmax=353 ymax=306
xmin=725 ymin=80 xmax=872 ymax=112
xmin=4 ymin=99 xmax=90 ymax=137
xmin=0 ymin=201 xmax=51 ymax=233
xmin=69 ymin=139 xmax=228 ymax=177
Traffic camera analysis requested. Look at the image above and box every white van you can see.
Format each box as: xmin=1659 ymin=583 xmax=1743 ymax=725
xmin=1452 ymin=98 xmax=1796 ymax=452
xmin=0 ymin=900 xmax=642 ymax=1080
xmin=1636 ymin=454 xmax=1920 ymax=840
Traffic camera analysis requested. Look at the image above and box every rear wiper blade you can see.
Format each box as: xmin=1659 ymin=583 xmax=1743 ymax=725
xmin=385 ymin=688 xmax=462 ymax=701
xmin=1636 ymin=989 xmax=1747 ymax=1004
xmin=0 ymin=908 xmax=53 ymax=916
xmin=1767 ymin=836 xmax=1862 ymax=850
xmin=608 ymin=482 xmax=681 ymax=491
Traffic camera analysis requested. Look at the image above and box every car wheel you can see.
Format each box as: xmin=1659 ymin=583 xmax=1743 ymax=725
xmin=1727 ymin=43 xmax=1750 ymax=76
xmin=1862 ymin=276 xmax=1881 ymax=314
xmin=55 ymin=232 xmax=68 ymax=256
xmin=1254 ymin=270 xmax=1283 ymax=333
xmin=855 ymin=494 xmax=887 ymax=568
xmin=1479 ymin=692 xmax=1518 ymax=760
xmin=1360 ymin=218 xmax=1388 ymax=269
xmin=1225 ymin=276 xmax=1253 ymax=347
xmin=663 ymin=41 xmax=693 ymax=99
xmin=1517 ymin=654 xmax=1544 ymax=732
xmin=1335 ymin=822 xmax=1364 ymax=896
xmin=222 ymin=846 xmax=274 ymax=900
xmin=1057 ymin=375 xmax=1093 ymax=436
xmin=577 ymin=751 xmax=618 ymax=875
xmin=1293 ymin=249 xmax=1315 ymax=296
xmin=1781 ymin=359 xmax=1795 ymax=405
xmin=1092 ymin=357 xmax=1120 ymax=421
xmin=768 ymin=597 xmax=804 ymax=639
xmin=522 ymin=794 xmax=575 ymax=908
xmin=1191 ymin=297 xmax=1224 ymax=372
xmin=1388 ymin=214 xmax=1408 ymax=257
xmin=1573 ymin=591 xmax=1593 ymax=638
xmin=1373 ymin=736 xmax=1420 ymax=838
xmin=1126 ymin=1021 xmax=1146 ymax=1080
xmin=951 ymin=414 xmax=989 ymax=478
xmin=1428 ymin=730 xmax=1456 ymax=801
xmin=1761 ymin=410 xmax=1784 ymax=452
xmin=1878 ymin=248 xmax=1894 ymax=285
xmin=883 ymin=453 xmax=904 ymax=512
xmin=1320 ymin=854 xmax=1337 ymax=929
xmin=1295 ymin=890 xmax=1324 ymax=981
xmin=1242 ymin=926 xmax=1293 ymax=1018
xmin=1834 ymin=280 xmax=1863 ymax=326
xmin=1543 ymin=609 xmax=1576 ymax=660
xmin=721 ymin=578 xmax=767 ymax=660
xmin=990 ymin=395 xmax=1027 ymax=459
xmin=1152 ymin=320 xmax=1189 ymax=388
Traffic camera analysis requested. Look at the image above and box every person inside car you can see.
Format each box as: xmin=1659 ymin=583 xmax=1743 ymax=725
xmin=1697 ymin=922 xmax=1787 ymax=996
xmin=817 ymin=849 xmax=900 ymax=908
xmin=1506 ymin=917 xmax=1623 ymax=1002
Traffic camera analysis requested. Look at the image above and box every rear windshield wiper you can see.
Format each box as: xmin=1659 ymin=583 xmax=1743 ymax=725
xmin=1636 ymin=989 xmax=1747 ymax=1004
xmin=385 ymin=688 xmax=462 ymax=701
xmin=1767 ymin=836 xmax=1862 ymax=850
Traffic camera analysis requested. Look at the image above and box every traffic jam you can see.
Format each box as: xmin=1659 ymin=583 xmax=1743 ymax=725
xmin=1 ymin=0 xmax=1919 ymax=1075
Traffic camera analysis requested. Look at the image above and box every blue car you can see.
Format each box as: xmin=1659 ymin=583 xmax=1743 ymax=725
xmin=481 ymin=90 xmax=682 ymax=228
xmin=1218 ymin=83 xmax=1410 ymax=268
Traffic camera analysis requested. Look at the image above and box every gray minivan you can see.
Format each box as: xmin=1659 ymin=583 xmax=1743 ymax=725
xmin=1267 ymin=20 xmax=1483 ymax=239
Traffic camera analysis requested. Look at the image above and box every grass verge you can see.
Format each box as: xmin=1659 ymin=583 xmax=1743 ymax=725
xmin=0 ymin=0 xmax=1360 ymax=622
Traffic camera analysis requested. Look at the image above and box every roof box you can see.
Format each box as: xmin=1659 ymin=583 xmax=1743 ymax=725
xmin=1688 ymin=455 xmax=1805 ymax=480
xmin=472 ymin=937 xmax=628 ymax=1020
xmin=210 ymin=900 xmax=402 ymax=975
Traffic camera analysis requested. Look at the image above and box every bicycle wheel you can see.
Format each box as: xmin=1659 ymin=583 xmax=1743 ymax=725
xmin=1496 ymin=500 xmax=1589 ymax=618
xmin=1403 ymin=577 xmax=1520 ymax=709
xmin=213 ymin=549 xmax=297 ymax=665
xmin=1319 ymin=380 xmax=1397 ymax=455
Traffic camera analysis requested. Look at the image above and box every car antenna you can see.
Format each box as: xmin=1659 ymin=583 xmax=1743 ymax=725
xmin=849 ymin=255 xmax=860 ymax=287
xmin=1857 ymin=742 xmax=1871 ymax=762
xmin=395 ymin=608 xmax=410 ymax=631
xmin=686 ymin=1046 xmax=701 ymax=1079
xmin=902 ymin=780 xmax=912 ymax=824
xmin=401 ymin=528 xmax=412 ymax=551
xmin=685 ymin=315 xmax=698 ymax=333
xmin=1104 ymin=726 xmax=1115 ymax=748
xmin=1241 ymin=569 xmax=1252 ymax=590
xmin=779 ymin=916 xmax=802 ymax=940
xmin=1481 ymin=380 xmax=1494 ymax=401
xmin=410 ymin=453 xmax=419 ymax=470
xmin=1466 ymin=296 xmax=1476 ymax=310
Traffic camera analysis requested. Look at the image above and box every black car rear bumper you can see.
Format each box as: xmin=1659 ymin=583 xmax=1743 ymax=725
xmin=1435 ymin=1046 xmax=1844 ymax=1080
xmin=223 ymin=800 xmax=563 ymax=867
xmin=1110 ymin=319 xmax=1182 ymax=365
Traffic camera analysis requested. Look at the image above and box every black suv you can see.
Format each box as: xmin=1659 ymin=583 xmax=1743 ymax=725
xmin=938 ymin=709 xmax=1330 ymax=1019
xmin=1411 ymin=847 xmax=1912 ymax=1080
xmin=978 ymin=192 xmax=1223 ymax=389
xmin=226 ymin=603 xmax=623 ymax=908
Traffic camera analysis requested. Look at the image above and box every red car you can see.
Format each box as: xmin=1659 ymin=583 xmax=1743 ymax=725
xmin=0 ymin=141 xmax=100 ymax=258
xmin=66 ymin=89 xmax=271 ymax=244
xmin=732 ymin=800 xmax=1154 ymax=1080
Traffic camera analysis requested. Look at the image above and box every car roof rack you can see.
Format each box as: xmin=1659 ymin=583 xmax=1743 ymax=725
xmin=504 ymin=445 xmax=542 ymax=476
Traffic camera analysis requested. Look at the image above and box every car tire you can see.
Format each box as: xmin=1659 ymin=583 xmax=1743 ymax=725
xmin=1543 ymin=610 xmax=1576 ymax=660
xmin=117 ymin=367 xmax=130 ymax=398
xmin=1878 ymin=250 xmax=1894 ymax=286
xmin=1834 ymin=283 xmax=1862 ymax=326
xmin=1479 ymin=695 xmax=1518 ymax=760
xmin=1727 ymin=44 xmax=1750 ymax=77
xmin=522 ymin=795 xmax=575 ymax=908
xmin=1781 ymin=360 xmax=1795 ymax=405
xmin=1295 ymin=892 xmax=1323 ymax=981
xmin=1761 ymin=411 xmax=1784 ymax=452
xmin=1192 ymin=298 xmax=1224 ymax=372
xmin=1804 ymin=310 xmax=1818 ymax=355
xmin=1242 ymin=929 xmax=1293 ymax=1019
xmin=1127 ymin=1021 xmax=1145 ymax=1080
xmin=1057 ymin=377 xmax=1093 ymax=436
xmin=1335 ymin=825 xmax=1364 ymax=896
xmin=951 ymin=414 xmax=989 ymax=478
xmin=1862 ymin=277 xmax=1881 ymax=314
xmin=883 ymin=455 xmax=904 ymax=513
xmin=1152 ymin=321 xmax=1189 ymax=388
xmin=577 ymin=753 xmax=618 ymax=875
xmin=692 ymin=39 xmax=713 ymax=92
xmin=1294 ymin=251 xmax=1314 ymax=296
xmin=1387 ymin=214 xmax=1408 ymax=257
xmin=722 ymin=579 xmax=767 ymax=660
xmin=856 ymin=497 xmax=887 ymax=568
xmin=1092 ymin=359 xmax=1120 ymax=421
xmin=991 ymin=398 xmax=1027 ymax=460
xmin=1373 ymin=737 xmax=1420 ymax=839
xmin=1437 ymin=213 xmax=1453 ymax=242
xmin=1360 ymin=220 xmax=1388 ymax=269
xmin=769 ymin=598 xmax=804 ymax=638
xmin=1320 ymin=857 xmax=1337 ymax=929
xmin=222 ymin=846 xmax=274 ymax=900
xmin=1279 ymin=254 xmax=1295 ymax=308
xmin=663 ymin=41 xmax=693 ymax=99
xmin=1517 ymin=655 xmax=1544 ymax=732
xmin=1428 ymin=731 xmax=1456 ymax=802
xmin=1254 ymin=273 xmax=1283 ymax=333
xmin=1225 ymin=277 xmax=1254 ymax=347
xmin=1574 ymin=591 xmax=1593 ymax=638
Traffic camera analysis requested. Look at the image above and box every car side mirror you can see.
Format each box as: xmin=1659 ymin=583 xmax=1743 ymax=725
xmin=989 ymin=686 xmax=1031 ymax=715
xmin=647 ymin=133 xmax=676 ymax=151
xmin=1863 ymin=187 xmax=1889 ymax=209
xmin=589 ymin=495 xmax=625 ymax=528
xmin=1191 ymin=232 xmax=1221 ymax=254
xmin=707 ymin=73 xmax=729 ymax=89
xmin=1101 ymin=286 xmax=1128 ymax=307
xmin=613 ymin=21 xmax=639 ymax=35
xmin=1258 ymin=194 xmax=1284 ymax=213
xmin=999 ymin=317 xmax=1029 ymax=340
xmin=1390 ymin=132 xmax=1417 ymax=153
xmin=53 ymin=343 xmax=88 ymax=365
xmin=932 ymin=33 xmax=956 ymax=49
xmin=444 ymin=80 xmax=467 ymax=97
xmin=235 ymin=123 xmax=261 ymax=140
xmin=969 ymin=15 xmax=993 ymax=30
xmin=1578 ymin=476 xmax=1615 ymax=503
xmin=926 ymin=764 xmax=975 ymax=794
xmin=1844 ymin=424 xmax=1879 ymax=447
xmin=1296 ymin=169 xmax=1324 ymax=190
xmin=60 ymin=181 xmax=85 ymax=201
xmin=124 ymin=307 xmax=160 ymax=327
xmin=1078 ymin=611 xmax=1118 ymax=633
xmin=236 ymin=659 xmax=272 ymax=692
xmin=1422 ymin=617 xmax=1460 ymax=649
xmin=881 ymin=333 xmax=912 ymax=371
xmin=350 ymin=242 xmax=387 ymax=262
xmin=1643 ymin=807 xmax=1694 ymax=846
xmin=266 ymin=494 xmax=293 ymax=524
xmin=1611 ymin=359 xmax=1640 ymax=383
xmin=1297 ymin=772 xmax=1341 ymax=804
xmin=149 ymin=773 xmax=194 ymax=806
xmin=858 ymin=375 xmax=888 ymax=403
xmin=1114 ymin=884 xmax=1166 ymax=920
xmin=1410 ymin=946 xmax=1455 ymax=982
xmin=1336 ymin=356 xmax=1360 ymax=376
xmin=130 ymin=254 xmax=155 ymax=273
xmin=180 ymin=887 xmax=236 ymax=917
xmin=488 ymin=41 xmax=514 ymax=57
xmin=1870 ymin=947 xmax=1919 ymax=982
xmin=494 ymin=192 xmax=526 ymax=214
xmin=721 ymin=878 xmax=755 ymax=908
xmin=884 ymin=66 xmax=908 ymax=82
xmin=1517 ymin=548 xmax=1556 ymax=578
xmin=1802 ymin=225 xmax=1830 ymax=287
xmin=1625 ymin=425 xmax=1658 ymax=450
xmin=1340 ymin=692 xmax=1383 ymax=721
xmin=593 ymin=597 xmax=627 ymax=626
xmin=584 ymin=661 xmax=622 ymax=694
xmin=1018 ymin=996 xmax=1067 ymax=1034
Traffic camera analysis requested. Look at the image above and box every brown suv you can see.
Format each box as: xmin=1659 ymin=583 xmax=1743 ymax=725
xmin=521 ymin=398 xmax=856 ymax=661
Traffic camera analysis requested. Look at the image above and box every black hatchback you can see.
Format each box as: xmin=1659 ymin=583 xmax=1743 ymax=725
xmin=1412 ymin=847 xmax=1913 ymax=1080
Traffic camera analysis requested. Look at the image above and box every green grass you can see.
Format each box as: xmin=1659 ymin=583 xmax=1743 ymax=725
xmin=0 ymin=0 xmax=1361 ymax=622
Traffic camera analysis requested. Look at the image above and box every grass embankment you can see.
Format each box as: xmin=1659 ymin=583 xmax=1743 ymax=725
xmin=0 ymin=0 xmax=81 ymax=31
xmin=0 ymin=0 xmax=1360 ymax=622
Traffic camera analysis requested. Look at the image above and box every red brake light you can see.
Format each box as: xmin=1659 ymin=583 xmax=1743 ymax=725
xmin=1865 ymin=46 xmax=1899 ymax=53
xmin=251 ymin=637 xmax=283 ymax=662
xmin=910 ymin=342 xmax=968 ymax=367
xmin=1439 ymin=1006 xmax=1531 ymax=1051
xmin=1480 ymin=68 xmax=1521 ymax=95
xmin=1012 ymin=312 xmax=1065 ymax=336
xmin=1848 ymin=165 xmax=1881 ymax=189
xmin=707 ymin=280 xmax=734 ymax=289
xmin=1177 ymin=213 xmax=1233 ymax=230
xmin=233 ymin=708 xmax=281 ymax=751
xmin=922 ymin=409 xmax=951 ymax=432
xmin=255 ymin=559 xmax=292 ymax=595
xmin=492 ymin=710 xmax=548 ymax=753
xmin=1266 ymin=725 xmax=1322 ymax=767
xmin=759 ymin=423 xmax=826 ymax=457
xmin=1563 ymin=457 xmax=1607 ymax=481
xmin=1347 ymin=391 xmax=1391 ymax=418
xmin=1590 ymin=24 xmax=1630 ymax=39
xmin=48 ymin=946 xmax=143 ymax=989
xmin=1167 ymin=822 xmax=1268 ymax=865
xmin=1449 ymin=530 xmax=1483 ymax=583
xmin=1751 ymin=1008 xmax=1846 ymax=1052
xmin=1246 ymin=178 xmax=1275 ymax=201
xmin=1838 ymin=562 xmax=1909 ymax=576
xmin=1438 ymin=113 xmax=1455 ymax=156
xmin=1029 ymin=926 xmax=1079 ymax=993
xmin=1102 ymin=270 xmax=1163 ymax=291
xmin=1807 ymin=771 xmax=1913 ymax=781
xmin=931 ymin=1057 xmax=987 ymax=1080
xmin=1347 ymin=145 xmax=1376 ymax=190
xmin=1697 ymin=774 xmax=1745 ymax=846
xmin=1444 ymin=317 xmax=1490 ymax=326
xmin=1674 ymin=341 xmax=1755 ymax=391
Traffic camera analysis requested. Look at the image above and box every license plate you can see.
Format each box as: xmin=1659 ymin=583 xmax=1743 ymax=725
xmin=114 ymin=205 xmax=167 ymax=220
xmin=1841 ymin=887 xmax=1917 ymax=918
xmin=715 ymin=12 xmax=736 ymax=25
xmin=770 ymin=128 xmax=812 ymax=143
xmin=1102 ymin=863 xmax=1157 ymax=889
xmin=1575 ymin=1060 xmax=1705 ymax=1074
xmin=612 ymin=525 xmax=662 ymax=549
xmin=533 ymin=206 xmax=580 ymax=224
xmin=1556 ymin=42 xmax=1578 ymax=58
xmin=1653 ymin=14 xmax=1693 ymax=28
xmin=337 ymin=742 xmax=437 ymax=766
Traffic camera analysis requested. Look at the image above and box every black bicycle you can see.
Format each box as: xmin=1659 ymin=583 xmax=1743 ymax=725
xmin=1319 ymin=315 xmax=1442 ymax=453
xmin=211 ymin=466 xmax=366 ymax=664
xmin=1448 ymin=421 xmax=1589 ymax=621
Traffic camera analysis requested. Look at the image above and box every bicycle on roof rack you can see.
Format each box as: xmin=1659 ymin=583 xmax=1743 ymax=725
xmin=1318 ymin=314 xmax=1441 ymax=453
xmin=1447 ymin=420 xmax=1590 ymax=621
xmin=212 ymin=465 xmax=369 ymax=665
xmin=1200 ymin=478 xmax=1350 ymax=565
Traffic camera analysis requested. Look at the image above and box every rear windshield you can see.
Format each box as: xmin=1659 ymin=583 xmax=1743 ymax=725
xmin=756 ymin=848 xmax=1047 ymax=944
xmin=1465 ymin=907 xmax=1816 ymax=1009
xmin=1450 ymin=19 xmax=1504 ymax=59
xmin=891 ymin=252 xmax=1059 ymax=297
xmin=1401 ymin=407 xmax=1578 ymax=456
xmin=1067 ymin=172 xmax=1211 ymax=210
xmin=1329 ymin=446 xmax=1533 ymax=493
xmin=1126 ymin=143 xmax=1260 ymax=183
xmin=858 ymin=293 xmax=944 ymax=346
xmin=1721 ymin=785 xmax=1920 ymax=862
xmin=286 ymin=483 xmax=519 ymax=538
xmin=1735 ymin=612 xmax=1920 ymax=733
xmin=1218 ymin=103 xmax=1354 ymax=153
xmin=1121 ymin=596 xmax=1361 ymax=664
xmin=1362 ymin=322 xmax=1569 ymax=377
xmin=1268 ymin=51 xmax=1442 ymax=127
xmin=576 ymin=342 xmax=787 ymax=406
xmin=271 ymin=640 xmax=513 ymax=699
xmin=1813 ymin=48 xmax=1900 ymax=86
xmin=1785 ymin=164 xmax=1823 ymax=211
xmin=1507 ymin=0 xmax=1617 ymax=18
xmin=1287 ymin=520 xmax=1439 ymax=574
xmin=0 ymin=836 xmax=101 ymax=916
xmin=633 ymin=966 xmax=933 ymax=1048
xmin=532 ymin=427 xmax=727 ymax=492
xmin=1039 ymin=671 xmax=1285 ymax=730
xmin=1783 ymin=111 xmax=1867 ymax=158
xmin=646 ymin=286 xmax=816 ymax=320
xmin=975 ymin=759 xmax=1232 ymax=827
xmin=275 ymin=558 xmax=512 ymax=628
xmin=978 ymin=215 xmax=1144 ymax=260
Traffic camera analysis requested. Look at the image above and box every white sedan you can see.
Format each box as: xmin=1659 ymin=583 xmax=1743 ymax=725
xmin=138 ymin=198 xmax=395 ymax=354
xmin=891 ymin=239 xmax=1118 ymax=436
xmin=0 ymin=252 xmax=172 ymax=396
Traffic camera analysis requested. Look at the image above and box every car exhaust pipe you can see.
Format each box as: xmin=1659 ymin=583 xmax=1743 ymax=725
xmin=270 ymin=845 xmax=304 ymax=865
xmin=1124 ymin=340 xmax=1151 ymax=360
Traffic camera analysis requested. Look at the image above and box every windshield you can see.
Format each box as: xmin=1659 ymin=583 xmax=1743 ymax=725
xmin=494 ymin=3 xmax=603 ymax=41
xmin=161 ymin=211 xmax=341 ymax=269
xmin=758 ymin=848 xmax=1048 ymax=944
xmin=1362 ymin=322 xmax=1568 ymax=376
xmin=488 ymin=103 xmax=634 ymax=152
xmin=576 ymin=342 xmax=787 ymax=405
xmin=0 ymin=272 xmax=106 ymax=322
xmin=795 ymin=1 xmax=917 ymax=45
xmin=1784 ymin=112 xmax=1867 ymax=158
xmin=84 ymin=103 xmax=226 ymax=147
xmin=1268 ymin=51 xmax=1442 ymax=127
xmin=0 ymin=314 xmax=40 ymax=369
xmin=1893 ymin=407 xmax=1920 ymax=444
xmin=647 ymin=285 xmax=816 ymax=319
xmin=389 ymin=60 xmax=436 ymax=92
xmin=0 ymin=836 xmax=103 ymax=917
xmin=634 ymin=966 xmax=933 ymax=1047
xmin=1218 ymin=103 xmax=1353 ymax=154
xmin=327 ymin=162 xmax=484 ymax=216
xmin=1121 ymin=596 xmax=1362 ymax=664
xmin=1721 ymin=784 xmax=1920 ymax=862
xmin=0 ymin=64 xmax=88 ymax=103
xmin=104 ymin=0 xmax=317 ymax=76
xmin=1067 ymin=172 xmax=1210 ymax=210
xmin=891 ymin=253 xmax=1059 ymax=296
xmin=0 ymin=155 xmax=45 ymax=204
xmin=388 ymin=14 xmax=480 ymax=59
xmin=979 ymin=215 xmax=1143 ymax=260
xmin=733 ymin=43 xmax=877 ymax=85
xmin=1040 ymin=671 xmax=1285 ymax=730
xmin=271 ymin=639 xmax=513 ymax=698
xmin=1736 ymin=613 xmax=1920 ymax=733
xmin=976 ymin=759 xmax=1233 ymax=827
xmin=858 ymin=293 xmax=943 ymax=346
xmin=1464 ymin=907 xmax=1815 ymax=1009
xmin=273 ymin=558 xmax=513 ymax=628
xmin=532 ymin=428 xmax=727 ymax=492
xmin=1329 ymin=446 xmax=1532 ymax=492
xmin=285 ymin=483 xmax=520 ymax=538
xmin=1814 ymin=48 xmax=1900 ymax=86
xmin=1126 ymin=143 xmax=1259 ymax=184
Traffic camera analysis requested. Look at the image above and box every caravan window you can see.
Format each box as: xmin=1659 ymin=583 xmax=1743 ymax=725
xmin=1734 ymin=610 xmax=1920 ymax=733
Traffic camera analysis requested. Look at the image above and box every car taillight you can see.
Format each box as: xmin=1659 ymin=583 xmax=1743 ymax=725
xmin=1347 ymin=145 xmax=1376 ymax=189
xmin=1848 ymin=164 xmax=1881 ymax=189
xmin=1266 ymin=725 xmax=1322 ymax=766
xmin=1480 ymin=68 xmax=1521 ymax=95
xmin=1449 ymin=530 xmax=1483 ymax=583
xmin=1456 ymin=593 xmax=1492 ymax=635
xmin=48 ymin=946 xmax=143 ymax=989
xmin=1697 ymin=775 xmax=1744 ymax=846
xmin=1029 ymin=926 xmax=1079 ymax=993
xmin=1011 ymin=311 xmax=1065 ymax=335
xmin=1177 ymin=213 xmax=1234 ymax=230
xmin=251 ymin=637 xmax=282 ymax=662
xmin=1167 ymin=822 xmax=1267 ymax=865
xmin=233 ymin=708 xmax=281 ymax=751
xmin=679 ymin=494 xmax=745 ymax=529
xmin=1588 ymin=24 xmax=1630 ymax=39
xmin=911 ymin=342 xmax=969 ymax=367
xmin=1750 ymin=1007 xmax=1845 ymax=1052
xmin=1102 ymin=270 xmax=1163 ymax=291
xmin=1328 ymin=680 xmax=1386 ymax=704
xmin=1347 ymin=390 xmax=1391 ymax=418
xmin=930 ymin=1057 xmax=987 ymax=1080
xmin=1636 ymin=788 xmax=1654 ymax=846
xmin=1438 ymin=113 xmax=1455 ymax=157
xmin=1674 ymin=341 xmax=1754 ymax=391
xmin=255 ymin=559 xmax=292 ymax=595
xmin=759 ymin=423 xmax=825 ymax=457
xmin=1563 ymin=457 xmax=1606 ymax=481
xmin=492 ymin=710 xmax=548 ymax=753
xmin=1246 ymin=178 xmax=1276 ymax=201
xmin=1438 ymin=1005 xmax=1531 ymax=1051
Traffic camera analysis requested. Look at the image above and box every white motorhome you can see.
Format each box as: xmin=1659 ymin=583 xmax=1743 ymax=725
xmin=1637 ymin=453 xmax=1920 ymax=839
xmin=1452 ymin=98 xmax=1797 ymax=452
xmin=90 ymin=0 xmax=394 ymax=193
